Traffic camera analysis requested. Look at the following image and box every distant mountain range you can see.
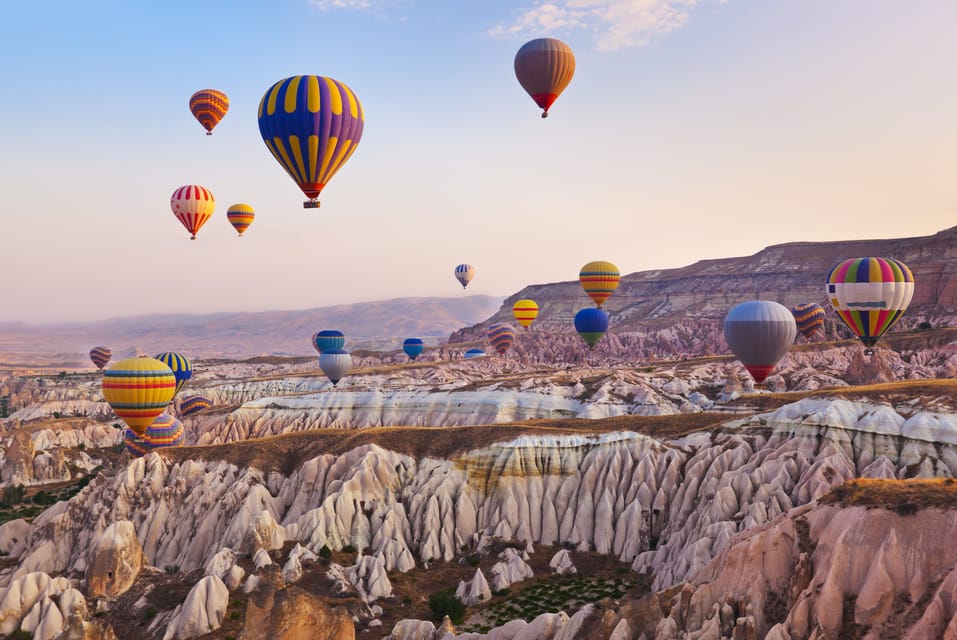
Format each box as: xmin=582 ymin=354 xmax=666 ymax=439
xmin=450 ymin=226 xmax=957 ymax=361
xmin=0 ymin=295 xmax=503 ymax=364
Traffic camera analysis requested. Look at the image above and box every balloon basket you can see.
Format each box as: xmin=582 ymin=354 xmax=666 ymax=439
xmin=864 ymin=348 xmax=875 ymax=356
xmin=304 ymin=200 xmax=320 ymax=209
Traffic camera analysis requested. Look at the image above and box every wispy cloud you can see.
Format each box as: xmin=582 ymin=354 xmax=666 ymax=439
xmin=308 ymin=0 xmax=410 ymax=17
xmin=489 ymin=0 xmax=716 ymax=51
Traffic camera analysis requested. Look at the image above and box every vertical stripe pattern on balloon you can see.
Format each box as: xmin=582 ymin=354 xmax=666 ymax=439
xmin=171 ymin=185 xmax=215 ymax=239
xmin=826 ymin=257 xmax=914 ymax=347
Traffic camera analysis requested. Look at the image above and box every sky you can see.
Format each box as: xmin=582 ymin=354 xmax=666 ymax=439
xmin=1 ymin=0 xmax=955 ymax=323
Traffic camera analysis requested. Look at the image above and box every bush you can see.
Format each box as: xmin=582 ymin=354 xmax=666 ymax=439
xmin=466 ymin=553 xmax=481 ymax=567
xmin=428 ymin=588 xmax=466 ymax=625
xmin=918 ymin=321 xmax=933 ymax=330
xmin=144 ymin=606 xmax=157 ymax=620
xmin=341 ymin=544 xmax=357 ymax=554
xmin=0 ymin=485 xmax=25 ymax=508
xmin=164 ymin=565 xmax=180 ymax=574
xmin=318 ymin=544 xmax=332 ymax=559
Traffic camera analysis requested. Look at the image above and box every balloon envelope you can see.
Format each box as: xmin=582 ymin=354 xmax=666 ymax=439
xmin=826 ymin=257 xmax=914 ymax=349
xmin=454 ymin=264 xmax=475 ymax=289
xmin=512 ymin=299 xmax=539 ymax=328
xmin=171 ymin=185 xmax=215 ymax=240
xmin=574 ymin=308 xmax=609 ymax=349
xmin=579 ymin=261 xmax=620 ymax=308
xmin=464 ymin=348 xmax=487 ymax=359
xmin=153 ymin=352 xmax=192 ymax=397
xmin=89 ymin=346 xmax=111 ymax=370
xmin=791 ymin=303 xmax=826 ymax=340
xmin=179 ymin=395 xmax=212 ymax=417
xmin=403 ymin=338 xmax=424 ymax=361
xmin=514 ymin=38 xmax=575 ymax=118
xmin=487 ymin=324 xmax=516 ymax=355
xmin=258 ymin=75 xmax=364 ymax=207
xmin=189 ymin=89 xmax=229 ymax=135
xmin=313 ymin=330 xmax=345 ymax=354
xmin=102 ymin=357 xmax=176 ymax=435
xmin=724 ymin=301 xmax=797 ymax=384
xmin=227 ymin=204 xmax=255 ymax=236
xmin=124 ymin=413 xmax=185 ymax=457
xmin=319 ymin=349 xmax=352 ymax=386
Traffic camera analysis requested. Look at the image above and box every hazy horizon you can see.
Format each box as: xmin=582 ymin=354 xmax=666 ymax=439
xmin=2 ymin=1 xmax=955 ymax=322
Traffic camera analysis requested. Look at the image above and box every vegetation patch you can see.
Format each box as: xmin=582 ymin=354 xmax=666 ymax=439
xmin=821 ymin=478 xmax=957 ymax=511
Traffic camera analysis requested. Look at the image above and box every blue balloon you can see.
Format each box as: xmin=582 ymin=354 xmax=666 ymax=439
xmin=403 ymin=338 xmax=425 ymax=361
xmin=313 ymin=330 xmax=345 ymax=354
xmin=574 ymin=308 xmax=609 ymax=349
xmin=464 ymin=348 xmax=486 ymax=359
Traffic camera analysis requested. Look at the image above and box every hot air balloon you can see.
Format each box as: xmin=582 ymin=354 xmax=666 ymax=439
xmin=514 ymin=38 xmax=576 ymax=118
xmin=723 ymin=301 xmax=797 ymax=385
xmin=171 ymin=185 xmax=215 ymax=240
xmin=89 ymin=346 xmax=112 ymax=371
xmin=487 ymin=324 xmax=516 ymax=356
xmin=465 ymin=348 xmax=487 ymax=359
xmin=258 ymin=75 xmax=364 ymax=208
xmin=403 ymin=338 xmax=424 ymax=361
xmin=189 ymin=89 xmax=229 ymax=135
xmin=791 ymin=303 xmax=826 ymax=341
xmin=179 ymin=395 xmax=212 ymax=417
xmin=319 ymin=349 xmax=352 ymax=386
xmin=227 ymin=204 xmax=255 ymax=237
xmin=826 ymin=257 xmax=915 ymax=354
xmin=579 ymin=261 xmax=620 ymax=308
xmin=124 ymin=413 xmax=185 ymax=457
xmin=153 ymin=352 xmax=192 ymax=397
xmin=455 ymin=264 xmax=475 ymax=289
xmin=312 ymin=330 xmax=345 ymax=354
xmin=574 ymin=308 xmax=609 ymax=349
xmin=513 ymin=299 xmax=539 ymax=328
xmin=102 ymin=357 xmax=176 ymax=435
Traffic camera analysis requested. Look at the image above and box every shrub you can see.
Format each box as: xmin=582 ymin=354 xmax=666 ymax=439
xmin=318 ymin=544 xmax=332 ymax=559
xmin=466 ymin=553 xmax=481 ymax=567
xmin=918 ymin=321 xmax=933 ymax=330
xmin=428 ymin=588 xmax=466 ymax=625
xmin=230 ymin=611 xmax=240 ymax=620
xmin=164 ymin=565 xmax=180 ymax=574
xmin=144 ymin=607 xmax=157 ymax=620
xmin=341 ymin=544 xmax=357 ymax=554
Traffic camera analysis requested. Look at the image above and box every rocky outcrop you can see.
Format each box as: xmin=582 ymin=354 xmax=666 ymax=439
xmin=242 ymin=565 xmax=354 ymax=640
xmin=86 ymin=520 xmax=144 ymax=599
xmin=0 ymin=572 xmax=74 ymax=637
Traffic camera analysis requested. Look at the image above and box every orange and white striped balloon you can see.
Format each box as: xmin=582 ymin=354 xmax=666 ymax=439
xmin=171 ymin=185 xmax=215 ymax=240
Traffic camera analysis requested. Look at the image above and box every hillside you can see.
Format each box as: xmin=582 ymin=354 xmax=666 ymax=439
xmin=450 ymin=226 xmax=957 ymax=362
xmin=0 ymin=295 xmax=503 ymax=365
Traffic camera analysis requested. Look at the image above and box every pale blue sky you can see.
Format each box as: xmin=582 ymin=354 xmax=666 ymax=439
xmin=1 ymin=1 xmax=954 ymax=322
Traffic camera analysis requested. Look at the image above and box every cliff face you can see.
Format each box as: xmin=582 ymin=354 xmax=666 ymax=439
xmin=450 ymin=226 xmax=957 ymax=360
xmin=3 ymin=389 xmax=957 ymax=638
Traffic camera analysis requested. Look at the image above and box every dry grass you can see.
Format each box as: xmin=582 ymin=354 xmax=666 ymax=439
xmin=160 ymin=413 xmax=731 ymax=475
xmin=821 ymin=478 xmax=957 ymax=512
xmin=727 ymin=379 xmax=957 ymax=412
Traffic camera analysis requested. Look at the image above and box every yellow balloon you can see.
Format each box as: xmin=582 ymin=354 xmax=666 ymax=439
xmin=512 ymin=299 xmax=539 ymax=328
xmin=102 ymin=357 xmax=176 ymax=435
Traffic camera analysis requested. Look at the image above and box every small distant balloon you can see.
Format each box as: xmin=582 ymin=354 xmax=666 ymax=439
xmin=512 ymin=299 xmax=539 ymax=328
xmin=826 ymin=257 xmax=914 ymax=353
xmin=313 ymin=330 xmax=346 ymax=354
xmin=724 ymin=300 xmax=797 ymax=384
xmin=403 ymin=338 xmax=424 ymax=361
xmin=189 ymin=89 xmax=229 ymax=135
xmin=89 ymin=346 xmax=112 ymax=371
xmin=153 ymin=352 xmax=192 ymax=397
xmin=487 ymin=324 xmax=516 ymax=355
xmin=179 ymin=395 xmax=212 ymax=417
xmin=124 ymin=413 xmax=185 ymax=458
xmin=171 ymin=185 xmax=215 ymax=240
xmin=579 ymin=261 xmax=620 ymax=308
xmin=319 ymin=349 xmax=352 ymax=386
xmin=464 ymin=348 xmax=487 ymax=359
xmin=102 ymin=357 xmax=176 ymax=435
xmin=514 ymin=38 xmax=576 ymax=118
xmin=227 ymin=204 xmax=255 ymax=237
xmin=791 ymin=303 xmax=826 ymax=341
xmin=455 ymin=264 xmax=475 ymax=289
xmin=574 ymin=308 xmax=609 ymax=349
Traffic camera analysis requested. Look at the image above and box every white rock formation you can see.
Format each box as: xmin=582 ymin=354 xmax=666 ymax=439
xmin=456 ymin=568 xmax=492 ymax=606
xmin=490 ymin=548 xmax=534 ymax=591
xmin=162 ymin=575 xmax=229 ymax=640
xmin=281 ymin=543 xmax=316 ymax=585
xmin=549 ymin=549 xmax=577 ymax=576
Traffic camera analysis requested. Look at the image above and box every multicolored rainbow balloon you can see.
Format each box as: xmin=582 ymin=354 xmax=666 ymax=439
xmin=102 ymin=357 xmax=176 ymax=435
xmin=791 ymin=303 xmax=826 ymax=340
xmin=487 ymin=324 xmax=516 ymax=356
xmin=189 ymin=89 xmax=229 ymax=135
xmin=179 ymin=395 xmax=212 ymax=417
xmin=89 ymin=346 xmax=112 ymax=371
xmin=579 ymin=261 xmax=620 ymax=309
xmin=227 ymin=204 xmax=255 ymax=237
xmin=124 ymin=413 xmax=185 ymax=457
